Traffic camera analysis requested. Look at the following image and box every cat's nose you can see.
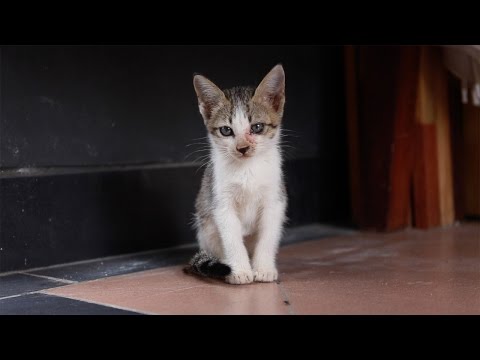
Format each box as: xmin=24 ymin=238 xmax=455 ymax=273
xmin=237 ymin=146 xmax=250 ymax=155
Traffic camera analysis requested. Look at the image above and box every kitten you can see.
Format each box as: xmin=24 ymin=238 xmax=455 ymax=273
xmin=184 ymin=64 xmax=287 ymax=285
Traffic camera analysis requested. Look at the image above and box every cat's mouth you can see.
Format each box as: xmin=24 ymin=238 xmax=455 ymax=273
xmin=235 ymin=152 xmax=254 ymax=159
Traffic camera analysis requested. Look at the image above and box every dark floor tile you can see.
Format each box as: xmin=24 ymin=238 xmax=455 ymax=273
xmin=0 ymin=293 xmax=139 ymax=315
xmin=28 ymin=225 xmax=355 ymax=283
xmin=0 ymin=273 xmax=66 ymax=298
xmin=30 ymin=246 xmax=196 ymax=282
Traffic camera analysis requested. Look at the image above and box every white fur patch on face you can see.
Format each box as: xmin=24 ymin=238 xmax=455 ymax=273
xmin=231 ymin=106 xmax=250 ymax=138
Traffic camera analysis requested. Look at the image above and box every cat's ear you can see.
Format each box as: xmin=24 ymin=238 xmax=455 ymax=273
xmin=193 ymin=74 xmax=226 ymax=122
xmin=253 ymin=64 xmax=285 ymax=114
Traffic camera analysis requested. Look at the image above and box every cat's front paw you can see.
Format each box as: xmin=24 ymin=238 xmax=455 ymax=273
xmin=226 ymin=270 xmax=254 ymax=285
xmin=253 ymin=268 xmax=278 ymax=282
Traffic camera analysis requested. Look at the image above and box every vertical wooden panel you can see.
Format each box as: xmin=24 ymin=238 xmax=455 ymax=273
xmin=435 ymin=65 xmax=455 ymax=225
xmin=344 ymin=46 xmax=362 ymax=227
xmin=447 ymin=73 xmax=465 ymax=220
xmin=413 ymin=123 xmax=441 ymax=228
xmin=347 ymin=46 xmax=457 ymax=230
xmin=350 ymin=46 xmax=420 ymax=230
xmin=355 ymin=46 xmax=400 ymax=230
xmin=416 ymin=47 xmax=437 ymax=125
xmin=386 ymin=46 xmax=420 ymax=230
xmin=463 ymin=103 xmax=480 ymax=216
xmin=414 ymin=46 xmax=455 ymax=226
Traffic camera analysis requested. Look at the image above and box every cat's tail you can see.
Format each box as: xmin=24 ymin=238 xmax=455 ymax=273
xmin=183 ymin=250 xmax=231 ymax=279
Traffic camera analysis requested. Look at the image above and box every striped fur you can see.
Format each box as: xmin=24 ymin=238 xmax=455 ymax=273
xmin=183 ymin=250 xmax=231 ymax=278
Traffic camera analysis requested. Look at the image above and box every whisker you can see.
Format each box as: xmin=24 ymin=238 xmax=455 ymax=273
xmin=189 ymin=136 xmax=208 ymax=141
xmin=184 ymin=148 xmax=210 ymax=155
xmin=184 ymin=149 xmax=211 ymax=161
xmin=192 ymin=155 xmax=211 ymax=163
xmin=185 ymin=142 xmax=209 ymax=147
xmin=195 ymin=160 xmax=212 ymax=175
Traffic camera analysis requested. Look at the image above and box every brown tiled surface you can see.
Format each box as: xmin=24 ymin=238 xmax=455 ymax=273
xmin=45 ymin=223 xmax=480 ymax=314
xmin=45 ymin=266 xmax=289 ymax=315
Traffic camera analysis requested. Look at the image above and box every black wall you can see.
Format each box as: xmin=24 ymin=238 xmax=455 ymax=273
xmin=0 ymin=45 xmax=351 ymax=272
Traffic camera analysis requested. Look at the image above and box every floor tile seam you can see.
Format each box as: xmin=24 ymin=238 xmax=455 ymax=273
xmin=0 ymin=290 xmax=46 ymax=301
xmin=21 ymin=272 xmax=78 ymax=284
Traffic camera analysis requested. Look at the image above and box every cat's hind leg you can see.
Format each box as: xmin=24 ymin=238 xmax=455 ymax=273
xmin=196 ymin=216 xmax=224 ymax=260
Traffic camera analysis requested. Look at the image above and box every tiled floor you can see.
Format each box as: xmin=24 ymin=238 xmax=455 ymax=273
xmin=1 ymin=223 xmax=479 ymax=314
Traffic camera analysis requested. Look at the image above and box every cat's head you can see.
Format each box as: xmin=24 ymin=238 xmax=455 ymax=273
xmin=193 ymin=64 xmax=285 ymax=160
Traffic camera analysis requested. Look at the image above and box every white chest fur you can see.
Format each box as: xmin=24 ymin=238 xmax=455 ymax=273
xmin=212 ymin=148 xmax=282 ymax=236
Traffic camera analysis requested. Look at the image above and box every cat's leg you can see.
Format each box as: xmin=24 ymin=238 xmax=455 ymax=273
xmin=196 ymin=216 xmax=223 ymax=259
xmin=214 ymin=206 xmax=253 ymax=285
xmin=252 ymin=197 xmax=286 ymax=282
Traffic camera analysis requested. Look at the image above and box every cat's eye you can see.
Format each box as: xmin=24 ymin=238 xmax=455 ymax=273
xmin=251 ymin=123 xmax=265 ymax=134
xmin=219 ymin=126 xmax=233 ymax=136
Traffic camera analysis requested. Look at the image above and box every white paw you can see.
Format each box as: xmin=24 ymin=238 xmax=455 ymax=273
xmin=253 ymin=269 xmax=278 ymax=282
xmin=226 ymin=270 xmax=254 ymax=285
